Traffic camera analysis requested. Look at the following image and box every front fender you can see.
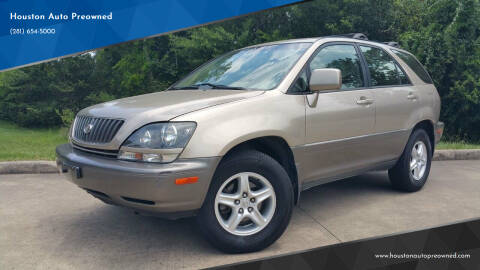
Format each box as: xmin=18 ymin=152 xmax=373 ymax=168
xmin=173 ymin=91 xmax=306 ymax=159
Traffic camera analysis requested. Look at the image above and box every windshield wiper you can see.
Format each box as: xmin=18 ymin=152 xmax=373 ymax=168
xmin=171 ymin=85 xmax=199 ymax=90
xmin=171 ymin=83 xmax=246 ymax=90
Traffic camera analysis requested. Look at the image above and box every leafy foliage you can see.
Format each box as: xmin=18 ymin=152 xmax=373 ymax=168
xmin=0 ymin=0 xmax=479 ymax=141
xmin=399 ymin=0 xmax=480 ymax=141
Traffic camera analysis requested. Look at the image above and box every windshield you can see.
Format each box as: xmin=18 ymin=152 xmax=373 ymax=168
xmin=172 ymin=42 xmax=312 ymax=90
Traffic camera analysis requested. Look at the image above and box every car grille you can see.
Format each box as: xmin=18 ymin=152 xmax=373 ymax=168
xmin=73 ymin=115 xmax=124 ymax=144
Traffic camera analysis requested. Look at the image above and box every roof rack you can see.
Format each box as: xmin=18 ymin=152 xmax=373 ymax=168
xmin=324 ymin=33 xmax=401 ymax=48
xmin=339 ymin=33 xmax=369 ymax=40
xmin=383 ymin=41 xmax=400 ymax=48
xmin=324 ymin=33 xmax=369 ymax=41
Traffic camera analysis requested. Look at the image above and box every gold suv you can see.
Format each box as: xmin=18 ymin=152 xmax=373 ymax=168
xmin=57 ymin=34 xmax=444 ymax=253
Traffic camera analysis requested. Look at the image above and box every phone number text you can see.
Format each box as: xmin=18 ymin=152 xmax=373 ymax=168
xmin=10 ymin=28 xmax=56 ymax=35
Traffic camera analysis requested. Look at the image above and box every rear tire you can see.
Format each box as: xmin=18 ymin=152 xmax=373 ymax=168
xmin=197 ymin=150 xmax=294 ymax=253
xmin=388 ymin=128 xmax=432 ymax=192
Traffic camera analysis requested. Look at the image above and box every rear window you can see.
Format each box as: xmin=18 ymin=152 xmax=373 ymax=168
xmin=392 ymin=50 xmax=433 ymax=84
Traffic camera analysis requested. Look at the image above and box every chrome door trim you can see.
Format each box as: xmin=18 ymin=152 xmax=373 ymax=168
xmin=300 ymin=129 xmax=410 ymax=148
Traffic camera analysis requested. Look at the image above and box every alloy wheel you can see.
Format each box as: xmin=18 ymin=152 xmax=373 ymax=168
xmin=410 ymin=141 xmax=428 ymax=181
xmin=214 ymin=172 xmax=276 ymax=236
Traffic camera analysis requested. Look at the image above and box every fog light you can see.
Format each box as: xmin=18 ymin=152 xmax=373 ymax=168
xmin=142 ymin=153 xmax=162 ymax=162
xmin=117 ymin=151 xmax=139 ymax=161
xmin=118 ymin=150 xmax=178 ymax=163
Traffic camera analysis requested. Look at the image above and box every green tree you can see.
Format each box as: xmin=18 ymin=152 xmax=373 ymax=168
xmin=400 ymin=0 xmax=480 ymax=141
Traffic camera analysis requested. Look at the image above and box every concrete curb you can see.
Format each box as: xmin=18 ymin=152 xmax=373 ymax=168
xmin=0 ymin=150 xmax=479 ymax=175
xmin=0 ymin=160 xmax=57 ymax=175
xmin=433 ymin=149 xmax=480 ymax=161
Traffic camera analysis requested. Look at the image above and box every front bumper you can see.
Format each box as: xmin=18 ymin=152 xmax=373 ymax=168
xmin=56 ymin=144 xmax=220 ymax=218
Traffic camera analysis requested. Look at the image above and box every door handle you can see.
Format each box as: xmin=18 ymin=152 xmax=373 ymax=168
xmin=356 ymin=97 xmax=374 ymax=105
xmin=407 ymin=92 xmax=418 ymax=100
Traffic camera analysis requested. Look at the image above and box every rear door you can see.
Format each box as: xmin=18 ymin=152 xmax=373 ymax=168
xmin=358 ymin=44 xmax=417 ymax=162
xmin=301 ymin=43 xmax=376 ymax=184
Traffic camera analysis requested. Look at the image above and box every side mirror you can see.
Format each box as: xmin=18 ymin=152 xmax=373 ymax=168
xmin=309 ymin=68 xmax=342 ymax=91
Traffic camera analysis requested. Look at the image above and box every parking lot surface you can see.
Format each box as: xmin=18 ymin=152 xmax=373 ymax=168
xmin=1 ymin=160 xmax=479 ymax=269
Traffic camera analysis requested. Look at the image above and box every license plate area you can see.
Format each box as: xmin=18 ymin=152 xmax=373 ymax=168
xmin=57 ymin=159 xmax=82 ymax=179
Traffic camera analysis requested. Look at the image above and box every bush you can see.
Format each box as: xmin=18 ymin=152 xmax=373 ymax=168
xmin=17 ymin=106 xmax=62 ymax=127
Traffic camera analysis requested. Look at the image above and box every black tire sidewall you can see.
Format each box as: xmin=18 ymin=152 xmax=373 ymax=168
xmin=197 ymin=150 xmax=293 ymax=253
xmin=393 ymin=129 xmax=433 ymax=190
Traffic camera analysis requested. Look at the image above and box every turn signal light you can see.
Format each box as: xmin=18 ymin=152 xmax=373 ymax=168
xmin=175 ymin=176 xmax=199 ymax=185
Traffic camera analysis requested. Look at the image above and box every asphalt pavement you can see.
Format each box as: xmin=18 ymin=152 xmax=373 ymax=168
xmin=1 ymin=160 xmax=479 ymax=269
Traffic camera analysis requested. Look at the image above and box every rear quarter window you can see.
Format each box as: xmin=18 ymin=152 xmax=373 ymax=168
xmin=392 ymin=49 xmax=433 ymax=84
xmin=359 ymin=45 xmax=409 ymax=87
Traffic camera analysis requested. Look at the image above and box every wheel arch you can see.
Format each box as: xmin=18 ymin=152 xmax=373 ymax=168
xmin=412 ymin=119 xmax=435 ymax=154
xmin=220 ymin=136 xmax=300 ymax=204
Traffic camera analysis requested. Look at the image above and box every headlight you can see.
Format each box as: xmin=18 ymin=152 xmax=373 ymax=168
xmin=118 ymin=122 xmax=196 ymax=163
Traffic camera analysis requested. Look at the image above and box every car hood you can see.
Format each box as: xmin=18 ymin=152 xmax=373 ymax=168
xmin=79 ymin=89 xmax=264 ymax=121
xmin=74 ymin=90 xmax=264 ymax=150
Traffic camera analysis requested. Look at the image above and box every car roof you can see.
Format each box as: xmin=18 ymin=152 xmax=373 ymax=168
xmin=245 ymin=36 xmax=403 ymax=51
xmin=244 ymin=38 xmax=321 ymax=48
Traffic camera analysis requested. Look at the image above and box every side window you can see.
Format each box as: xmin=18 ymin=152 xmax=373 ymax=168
xmin=309 ymin=44 xmax=364 ymax=89
xmin=360 ymin=46 xmax=409 ymax=86
xmin=290 ymin=69 xmax=308 ymax=93
xmin=392 ymin=49 xmax=433 ymax=84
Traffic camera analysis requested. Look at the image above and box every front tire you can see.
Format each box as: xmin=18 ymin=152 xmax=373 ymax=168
xmin=197 ymin=150 xmax=294 ymax=253
xmin=388 ymin=128 xmax=432 ymax=192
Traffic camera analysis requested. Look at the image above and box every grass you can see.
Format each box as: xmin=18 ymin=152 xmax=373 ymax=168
xmin=0 ymin=120 xmax=479 ymax=161
xmin=436 ymin=141 xmax=480 ymax=150
xmin=0 ymin=121 xmax=68 ymax=161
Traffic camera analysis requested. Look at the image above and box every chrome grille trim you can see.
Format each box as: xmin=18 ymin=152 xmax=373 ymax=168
xmin=72 ymin=115 xmax=124 ymax=144
xmin=72 ymin=143 xmax=119 ymax=157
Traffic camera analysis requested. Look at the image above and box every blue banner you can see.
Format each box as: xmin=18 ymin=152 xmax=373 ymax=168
xmin=0 ymin=0 xmax=304 ymax=71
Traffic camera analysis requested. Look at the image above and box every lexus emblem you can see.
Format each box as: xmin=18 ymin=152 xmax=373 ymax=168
xmin=83 ymin=123 xmax=94 ymax=134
